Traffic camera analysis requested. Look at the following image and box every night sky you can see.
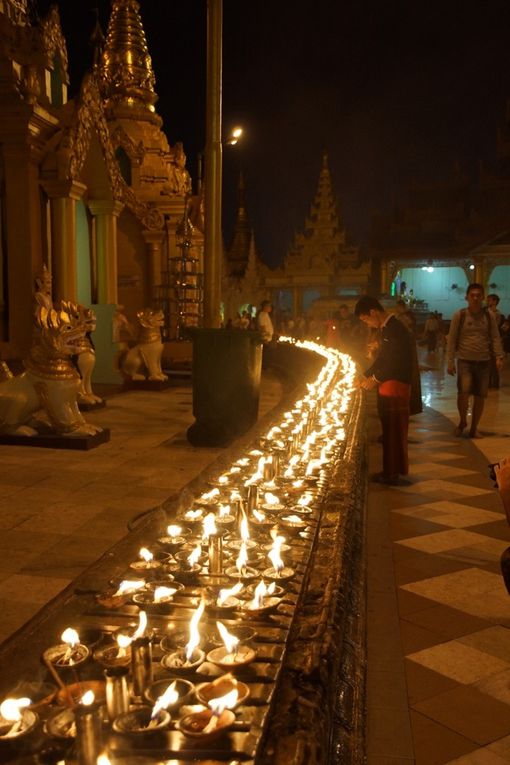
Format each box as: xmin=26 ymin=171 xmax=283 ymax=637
xmin=37 ymin=0 xmax=510 ymax=266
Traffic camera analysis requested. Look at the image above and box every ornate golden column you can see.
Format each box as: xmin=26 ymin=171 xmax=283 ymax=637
xmin=88 ymin=199 xmax=124 ymax=305
xmin=142 ymin=229 xmax=165 ymax=303
xmin=42 ymin=179 xmax=86 ymax=302
xmin=474 ymin=257 xmax=485 ymax=288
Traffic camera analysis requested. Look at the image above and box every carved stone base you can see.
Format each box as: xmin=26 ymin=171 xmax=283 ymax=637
xmin=123 ymin=379 xmax=171 ymax=391
xmin=78 ymin=400 xmax=107 ymax=412
xmin=0 ymin=428 xmax=111 ymax=450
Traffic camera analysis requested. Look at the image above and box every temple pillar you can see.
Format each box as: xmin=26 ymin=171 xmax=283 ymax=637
xmin=88 ymin=199 xmax=124 ymax=305
xmin=142 ymin=229 xmax=165 ymax=303
xmin=380 ymin=260 xmax=388 ymax=294
xmin=473 ymin=258 xmax=485 ymax=289
xmin=42 ymin=179 xmax=86 ymax=302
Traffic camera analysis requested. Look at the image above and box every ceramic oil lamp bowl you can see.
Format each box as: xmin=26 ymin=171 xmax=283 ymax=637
xmin=177 ymin=708 xmax=235 ymax=742
xmin=246 ymin=581 xmax=285 ymax=598
xmin=208 ymin=624 xmax=257 ymax=648
xmin=157 ymin=529 xmax=191 ymax=552
xmin=249 ymin=511 xmax=277 ymax=529
xmin=263 ymin=565 xmax=295 ymax=582
xmin=129 ymin=559 xmax=164 ymax=577
xmin=225 ymin=538 xmax=257 ymax=552
xmin=132 ymin=582 xmax=184 ymax=614
xmin=143 ymin=678 xmax=195 ymax=709
xmin=215 ymin=514 xmax=236 ymax=531
xmin=161 ymin=648 xmax=205 ymax=675
xmin=206 ymin=644 xmax=256 ymax=670
xmin=42 ymin=642 xmax=89 ymax=669
xmin=56 ymin=680 xmax=106 ymax=707
xmin=112 ymin=706 xmax=170 ymax=736
xmin=45 ymin=707 xmax=76 ymax=740
xmin=159 ymin=630 xmax=189 ymax=654
xmin=8 ymin=682 xmax=57 ymax=711
xmin=204 ymin=591 xmax=242 ymax=617
xmin=93 ymin=641 xmax=131 ymax=669
xmin=261 ymin=502 xmax=286 ymax=514
xmin=225 ymin=566 xmax=259 ymax=582
xmin=0 ymin=708 xmax=38 ymax=742
xmin=279 ymin=514 xmax=308 ymax=531
xmin=195 ymin=677 xmax=249 ymax=709
xmin=239 ymin=596 xmax=282 ymax=617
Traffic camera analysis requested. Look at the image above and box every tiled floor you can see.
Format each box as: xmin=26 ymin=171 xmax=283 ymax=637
xmin=367 ymin=350 xmax=510 ymax=765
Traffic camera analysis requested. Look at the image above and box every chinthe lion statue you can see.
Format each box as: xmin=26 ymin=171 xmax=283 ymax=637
xmin=120 ymin=308 xmax=168 ymax=382
xmin=0 ymin=299 xmax=103 ymax=437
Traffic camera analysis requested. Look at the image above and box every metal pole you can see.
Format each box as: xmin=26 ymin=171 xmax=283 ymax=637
xmin=203 ymin=0 xmax=223 ymax=328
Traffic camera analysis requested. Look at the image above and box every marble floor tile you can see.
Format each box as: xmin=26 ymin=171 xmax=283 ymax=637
xmin=393 ymin=501 xmax=504 ymax=528
xmin=457 ymin=626 xmax=510 ymax=663
xmin=445 ymin=747 xmax=510 ymax=763
xmin=407 ymin=639 xmax=510 ymax=683
xmin=475 ymin=669 xmax=510 ymax=706
xmin=396 ymin=529 xmax=502 ymax=555
xmin=0 ymin=574 xmax=71 ymax=603
xmin=413 ymin=685 xmax=510 ymax=745
xmin=404 ymin=658 xmax=461 ymax=706
xmin=410 ymin=711 xmax=478 ymax=765
xmin=398 ymin=479 xmax=492 ymax=497
xmin=488 ymin=735 xmax=510 ymax=759
xmin=412 ymin=465 xmax=478 ymax=478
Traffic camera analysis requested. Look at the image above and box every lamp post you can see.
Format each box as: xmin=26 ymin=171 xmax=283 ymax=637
xmin=203 ymin=0 xmax=223 ymax=328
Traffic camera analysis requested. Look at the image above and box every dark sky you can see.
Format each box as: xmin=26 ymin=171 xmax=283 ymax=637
xmin=38 ymin=0 xmax=510 ymax=266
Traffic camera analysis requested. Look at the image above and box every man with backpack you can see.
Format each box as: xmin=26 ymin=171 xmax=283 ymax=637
xmin=447 ymin=283 xmax=504 ymax=438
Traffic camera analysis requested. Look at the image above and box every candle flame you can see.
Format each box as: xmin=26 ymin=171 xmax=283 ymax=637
xmin=114 ymin=579 xmax=145 ymax=596
xmin=151 ymin=681 xmax=178 ymax=718
xmin=217 ymin=582 xmax=243 ymax=606
xmin=235 ymin=542 xmax=249 ymax=574
xmin=218 ymin=503 xmax=231 ymax=517
xmin=208 ymin=688 xmax=239 ymax=715
xmin=132 ymin=610 xmax=148 ymax=640
xmin=61 ymin=628 xmax=79 ymax=647
xmin=139 ymin=547 xmax=153 ymax=562
xmin=185 ymin=509 xmax=203 ymax=520
xmin=268 ymin=536 xmax=284 ymax=573
xmin=0 ymin=698 xmax=30 ymax=722
xmin=96 ymin=755 xmax=111 ymax=765
xmin=185 ymin=597 xmax=205 ymax=661
xmin=239 ymin=513 xmax=250 ymax=542
xmin=264 ymin=492 xmax=280 ymax=506
xmin=250 ymin=580 xmax=268 ymax=609
xmin=202 ymin=512 xmax=217 ymax=538
xmin=80 ymin=690 xmax=95 ymax=706
xmin=166 ymin=524 xmax=182 ymax=538
xmin=187 ymin=543 xmax=202 ymax=567
xmin=218 ymin=474 xmax=229 ymax=485
xmin=116 ymin=633 xmax=132 ymax=657
xmin=216 ymin=621 xmax=239 ymax=655
xmin=201 ymin=488 xmax=219 ymax=501
xmin=253 ymin=509 xmax=266 ymax=522
xmin=153 ymin=586 xmax=177 ymax=603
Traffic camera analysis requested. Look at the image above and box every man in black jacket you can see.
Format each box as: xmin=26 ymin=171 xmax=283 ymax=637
xmin=355 ymin=296 xmax=414 ymax=485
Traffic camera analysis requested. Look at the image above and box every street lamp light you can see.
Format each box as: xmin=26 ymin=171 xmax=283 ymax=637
xmin=225 ymin=126 xmax=243 ymax=146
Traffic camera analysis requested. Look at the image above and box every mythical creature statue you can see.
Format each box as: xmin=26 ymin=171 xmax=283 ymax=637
xmin=120 ymin=308 xmax=168 ymax=382
xmin=71 ymin=305 xmax=104 ymax=407
xmin=0 ymin=298 xmax=103 ymax=437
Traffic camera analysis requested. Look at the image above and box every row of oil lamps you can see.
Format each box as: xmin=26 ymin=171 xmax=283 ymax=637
xmin=0 ymin=339 xmax=356 ymax=764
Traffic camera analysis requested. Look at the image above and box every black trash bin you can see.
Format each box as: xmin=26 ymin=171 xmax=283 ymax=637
xmin=186 ymin=328 xmax=263 ymax=446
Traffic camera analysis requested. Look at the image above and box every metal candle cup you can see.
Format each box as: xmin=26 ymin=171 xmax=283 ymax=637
xmin=104 ymin=666 xmax=129 ymax=721
xmin=131 ymin=637 xmax=153 ymax=697
xmin=246 ymin=484 xmax=259 ymax=513
xmin=208 ymin=533 xmax=223 ymax=574
xmin=75 ymin=703 xmax=102 ymax=765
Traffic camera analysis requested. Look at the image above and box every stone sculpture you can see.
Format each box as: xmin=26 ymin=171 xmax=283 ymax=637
xmin=120 ymin=308 xmax=168 ymax=381
xmin=0 ymin=298 xmax=103 ymax=437
xmin=72 ymin=305 xmax=104 ymax=407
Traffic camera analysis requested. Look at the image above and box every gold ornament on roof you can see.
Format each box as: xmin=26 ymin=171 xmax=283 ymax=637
xmin=99 ymin=0 xmax=157 ymax=111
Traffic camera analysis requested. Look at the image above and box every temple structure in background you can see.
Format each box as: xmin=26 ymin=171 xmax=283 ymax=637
xmin=370 ymin=103 xmax=510 ymax=318
xmin=222 ymin=153 xmax=371 ymax=322
xmin=0 ymin=0 xmax=201 ymax=375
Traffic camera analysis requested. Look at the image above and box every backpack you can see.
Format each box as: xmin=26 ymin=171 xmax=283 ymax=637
xmin=454 ymin=307 xmax=494 ymax=352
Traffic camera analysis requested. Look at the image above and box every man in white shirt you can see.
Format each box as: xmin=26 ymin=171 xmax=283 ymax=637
xmin=257 ymin=301 xmax=274 ymax=344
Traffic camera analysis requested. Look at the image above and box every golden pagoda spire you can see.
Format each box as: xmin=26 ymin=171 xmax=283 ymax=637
xmin=99 ymin=0 xmax=157 ymax=114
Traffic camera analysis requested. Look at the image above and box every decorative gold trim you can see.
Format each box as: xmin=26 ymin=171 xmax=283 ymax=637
xmin=40 ymin=6 xmax=70 ymax=85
